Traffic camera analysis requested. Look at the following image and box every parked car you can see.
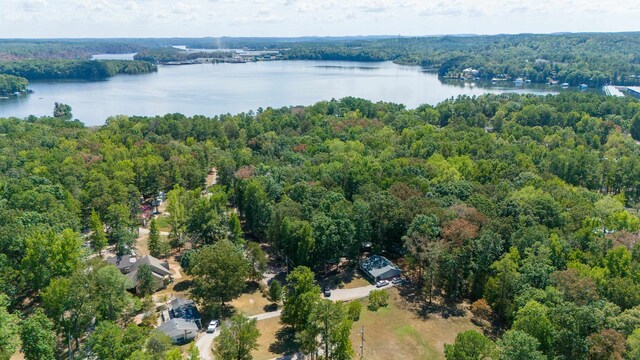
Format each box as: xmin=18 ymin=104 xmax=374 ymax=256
xmin=323 ymin=286 xmax=331 ymax=297
xmin=391 ymin=277 xmax=404 ymax=285
xmin=206 ymin=320 xmax=219 ymax=333
xmin=376 ymin=280 xmax=389 ymax=288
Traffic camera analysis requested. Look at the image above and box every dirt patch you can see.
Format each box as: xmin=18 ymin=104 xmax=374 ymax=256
xmin=230 ymin=288 xmax=273 ymax=316
xmin=320 ymin=268 xmax=371 ymax=290
xmin=253 ymin=317 xmax=297 ymax=360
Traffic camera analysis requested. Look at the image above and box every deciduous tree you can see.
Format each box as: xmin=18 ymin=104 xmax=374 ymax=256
xmin=190 ymin=240 xmax=250 ymax=310
xmin=0 ymin=295 xmax=20 ymax=360
xmin=445 ymin=330 xmax=495 ymax=360
xmin=281 ymin=266 xmax=319 ymax=331
xmin=214 ymin=314 xmax=260 ymax=360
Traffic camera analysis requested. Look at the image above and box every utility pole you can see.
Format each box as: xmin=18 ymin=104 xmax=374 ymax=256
xmin=324 ymin=316 xmax=329 ymax=360
xmin=360 ymin=325 xmax=365 ymax=358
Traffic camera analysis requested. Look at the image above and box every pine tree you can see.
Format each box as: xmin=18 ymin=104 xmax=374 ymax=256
xmin=187 ymin=342 xmax=201 ymax=360
xmin=136 ymin=264 xmax=155 ymax=297
xmin=148 ymin=217 xmax=161 ymax=257
xmin=228 ymin=211 xmax=243 ymax=244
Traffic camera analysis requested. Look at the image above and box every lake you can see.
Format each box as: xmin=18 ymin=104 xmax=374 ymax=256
xmin=0 ymin=60 xmax=563 ymax=126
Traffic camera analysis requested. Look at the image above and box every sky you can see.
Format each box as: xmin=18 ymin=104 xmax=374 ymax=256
xmin=2 ymin=0 xmax=640 ymax=38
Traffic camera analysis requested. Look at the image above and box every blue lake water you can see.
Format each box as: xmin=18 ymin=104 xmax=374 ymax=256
xmin=0 ymin=60 xmax=563 ymax=126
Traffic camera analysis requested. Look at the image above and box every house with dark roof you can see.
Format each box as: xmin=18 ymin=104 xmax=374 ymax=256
xmin=106 ymin=255 xmax=171 ymax=293
xmin=157 ymin=318 xmax=198 ymax=344
xmin=169 ymin=297 xmax=201 ymax=328
xmin=360 ymin=255 xmax=402 ymax=281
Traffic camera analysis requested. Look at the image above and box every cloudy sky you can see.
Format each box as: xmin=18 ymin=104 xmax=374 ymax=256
xmin=2 ymin=0 xmax=639 ymax=38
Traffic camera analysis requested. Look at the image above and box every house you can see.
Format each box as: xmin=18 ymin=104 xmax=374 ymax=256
xmin=157 ymin=318 xmax=198 ymax=344
xmin=462 ymin=68 xmax=479 ymax=79
xmin=157 ymin=297 xmax=202 ymax=343
xmin=359 ymin=255 xmax=402 ymax=281
xmin=169 ymin=297 xmax=202 ymax=328
xmin=106 ymin=255 xmax=171 ymax=293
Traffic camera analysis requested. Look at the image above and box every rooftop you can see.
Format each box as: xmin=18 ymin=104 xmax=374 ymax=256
xmin=106 ymin=255 xmax=136 ymax=270
xmin=360 ymin=255 xmax=401 ymax=279
xmin=170 ymin=297 xmax=201 ymax=321
xmin=158 ymin=318 xmax=198 ymax=338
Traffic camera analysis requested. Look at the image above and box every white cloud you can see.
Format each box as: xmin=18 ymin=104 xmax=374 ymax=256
xmin=1 ymin=0 xmax=640 ymax=37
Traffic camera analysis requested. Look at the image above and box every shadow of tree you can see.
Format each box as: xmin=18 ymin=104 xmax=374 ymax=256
xmin=243 ymin=281 xmax=260 ymax=294
xmin=202 ymin=303 xmax=237 ymax=321
xmin=396 ymin=282 xmax=465 ymax=320
xmin=173 ymin=279 xmax=192 ymax=292
xmin=269 ymin=326 xmax=298 ymax=355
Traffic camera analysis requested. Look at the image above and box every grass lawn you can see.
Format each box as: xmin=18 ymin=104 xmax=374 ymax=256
xmin=230 ymin=288 xmax=275 ymax=316
xmin=350 ymin=289 xmax=480 ymax=360
xmin=253 ymin=317 xmax=297 ymax=360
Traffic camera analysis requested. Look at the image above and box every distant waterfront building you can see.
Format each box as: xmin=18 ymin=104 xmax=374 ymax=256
xmin=603 ymin=86 xmax=625 ymax=97
xmin=626 ymin=87 xmax=640 ymax=98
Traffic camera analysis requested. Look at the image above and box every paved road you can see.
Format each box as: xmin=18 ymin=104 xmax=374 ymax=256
xmin=196 ymin=330 xmax=220 ymax=360
xmin=250 ymin=309 xmax=282 ymax=321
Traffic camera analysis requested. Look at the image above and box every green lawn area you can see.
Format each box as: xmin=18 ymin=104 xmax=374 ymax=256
xmin=349 ymin=289 xmax=480 ymax=360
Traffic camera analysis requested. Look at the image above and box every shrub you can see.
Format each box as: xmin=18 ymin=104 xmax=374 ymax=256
xmin=347 ymin=300 xmax=362 ymax=321
xmin=368 ymin=290 xmax=389 ymax=311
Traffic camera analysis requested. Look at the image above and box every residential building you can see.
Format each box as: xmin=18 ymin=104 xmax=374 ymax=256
xmin=360 ymin=255 xmax=402 ymax=281
xmin=157 ymin=318 xmax=198 ymax=344
xmin=106 ymin=254 xmax=171 ymax=293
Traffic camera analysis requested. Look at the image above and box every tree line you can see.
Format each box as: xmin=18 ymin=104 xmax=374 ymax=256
xmin=0 ymin=59 xmax=157 ymax=81
xmin=283 ymin=33 xmax=640 ymax=86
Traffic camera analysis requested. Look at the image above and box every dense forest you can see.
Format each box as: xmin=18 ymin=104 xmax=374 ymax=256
xmin=0 ymin=74 xmax=28 ymax=96
xmin=0 ymin=40 xmax=145 ymax=61
xmin=0 ymin=60 xmax=157 ymax=81
xmin=283 ymin=33 xmax=640 ymax=86
xmin=1 ymin=92 xmax=640 ymax=358
xmin=133 ymin=48 xmax=233 ymax=64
